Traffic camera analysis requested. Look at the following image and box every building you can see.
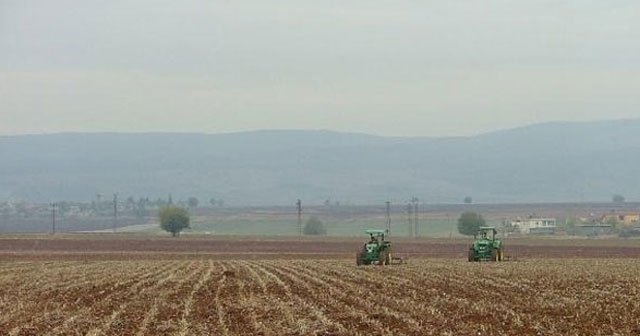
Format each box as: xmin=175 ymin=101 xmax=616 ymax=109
xmin=600 ymin=213 xmax=640 ymax=227
xmin=510 ymin=217 xmax=557 ymax=234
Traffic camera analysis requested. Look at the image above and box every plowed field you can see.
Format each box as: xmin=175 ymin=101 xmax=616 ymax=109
xmin=2 ymin=258 xmax=640 ymax=336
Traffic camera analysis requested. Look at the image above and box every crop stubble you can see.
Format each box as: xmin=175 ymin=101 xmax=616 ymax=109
xmin=2 ymin=258 xmax=640 ymax=335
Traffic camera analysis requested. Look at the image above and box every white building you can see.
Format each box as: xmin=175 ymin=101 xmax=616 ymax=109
xmin=511 ymin=217 xmax=557 ymax=234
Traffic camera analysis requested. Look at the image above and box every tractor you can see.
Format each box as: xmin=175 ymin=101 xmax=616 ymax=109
xmin=356 ymin=229 xmax=399 ymax=265
xmin=468 ymin=226 xmax=504 ymax=262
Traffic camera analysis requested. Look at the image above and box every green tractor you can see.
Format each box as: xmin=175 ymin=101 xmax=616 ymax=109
xmin=356 ymin=229 xmax=393 ymax=265
xmin=468 ymin=226 xmax=504 ymax=262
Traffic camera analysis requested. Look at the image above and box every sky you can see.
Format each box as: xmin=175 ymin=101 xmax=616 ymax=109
xmin=1 ymin=0 xmax=639 ymax=137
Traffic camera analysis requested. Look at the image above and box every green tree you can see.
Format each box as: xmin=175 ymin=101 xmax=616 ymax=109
xmin=159 ymin=206 xmax=190 ymax=237
xmin=187 ymin=197 xmax=199 ymax=208
xmin=604 ymin=216 xmax=619 ymax=228
xmin=303 ymin=216 xmax=326 ymax=235
xmin=612 ymin=194 xmax=625 ymax=203
xmin=463 ymin=196 xmax=473 ymax=204
xmin=457 ymin=211 xmax=485 ymax=236
xmin=563 ymin=217 xmax=579 ymax=235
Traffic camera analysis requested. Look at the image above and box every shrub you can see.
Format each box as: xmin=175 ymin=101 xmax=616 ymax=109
xmin=457 ymin=211 xmax=485 ymax=236
xmin=304 ymin=216 xmax=326 ymax=235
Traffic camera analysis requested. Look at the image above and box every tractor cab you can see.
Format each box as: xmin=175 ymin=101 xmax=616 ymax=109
xmin=364 ymin=230 xmax=384 ymax=252
xmin=475 ymin=227 xmax=497 ymax=240
xmin=367 ymin=229 xmax=384 ymax=242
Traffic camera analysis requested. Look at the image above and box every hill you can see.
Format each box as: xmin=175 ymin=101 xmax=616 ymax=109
xmin=2 ymin=120 xmax=640 ymax=205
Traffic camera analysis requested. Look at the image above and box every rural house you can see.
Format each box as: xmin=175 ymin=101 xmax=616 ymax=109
xmin=600 ymin=213 xmax=640 ymax=227
xmin=510 ymin=217 xmax=557 ymax=234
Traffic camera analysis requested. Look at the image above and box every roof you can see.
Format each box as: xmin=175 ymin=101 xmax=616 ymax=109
xmin=365 ymin=229 xmax=387 ymax=235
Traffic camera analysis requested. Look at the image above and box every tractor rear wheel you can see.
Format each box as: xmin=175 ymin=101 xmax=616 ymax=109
xmin=378 ymin=248 xmax=389 ymax=265
xmin=356 ymin=253 xmax=362 ymax=266
xmin=498 ymin=249 xmax=504 ymax=261
xmin=491 ymin=249 xmax=499 ymax=262
xmin=468 ymin=248 xmax=474 ymax=262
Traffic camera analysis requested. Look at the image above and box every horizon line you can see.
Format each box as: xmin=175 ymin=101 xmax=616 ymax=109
xmin=0 ymin=117 xmax=639 ymax=139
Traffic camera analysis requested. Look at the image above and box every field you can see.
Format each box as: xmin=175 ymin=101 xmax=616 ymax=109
xmin=1 ymin=236 xmax=640 ymax=335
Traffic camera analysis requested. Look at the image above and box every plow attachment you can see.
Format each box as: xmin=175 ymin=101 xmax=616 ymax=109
xmin=390 ymin=256 xmax=405 ymax=265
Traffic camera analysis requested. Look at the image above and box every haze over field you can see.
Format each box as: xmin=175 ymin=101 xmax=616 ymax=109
xmin=2 ymin=119 xmax=640 ymax=205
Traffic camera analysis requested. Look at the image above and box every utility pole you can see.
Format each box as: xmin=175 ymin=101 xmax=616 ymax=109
xmin=412 ymin=197 xmax=419 ymax=237
xmin=407 ymin=202 xmax=413 ymax=237
xmin=296 ymin=199 xmax=302 ymax=236
xmin=385 ymin=201 xmax=391 ymax=236
xmin=113 ymin=193 xmax=118 ymax=233
xmin=50 ymin=202 xmax=56 ymax=235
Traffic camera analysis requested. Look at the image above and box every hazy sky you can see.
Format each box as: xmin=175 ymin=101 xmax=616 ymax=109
xmin=1 ymin=1 xmax=639 ymax=137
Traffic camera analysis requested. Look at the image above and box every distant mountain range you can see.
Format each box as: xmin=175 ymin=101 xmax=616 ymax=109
xmin=2 ymin=119 xmax=640 ymax=205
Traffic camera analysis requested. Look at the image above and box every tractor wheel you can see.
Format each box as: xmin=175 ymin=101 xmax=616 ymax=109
xmin=356 ymin=253 xmax=362 ymax=266
xmin=498 ymin=249 xmax=504 ymax=261
xmin=378 ymin=249 xmax=389 ymax=266
xmin=468 ymin=248 xmax=474 ymax=262
xmin=491 ymin=249 xmax=499 ymax=262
